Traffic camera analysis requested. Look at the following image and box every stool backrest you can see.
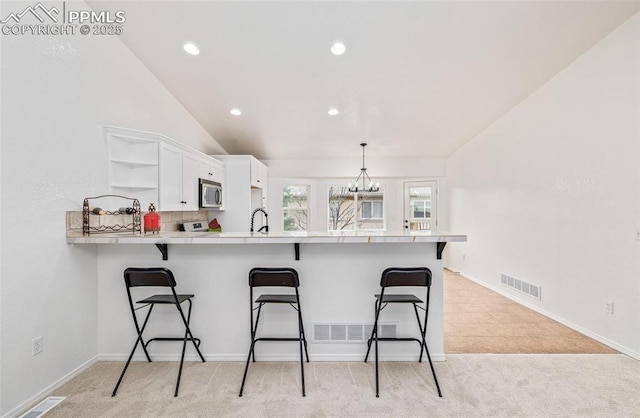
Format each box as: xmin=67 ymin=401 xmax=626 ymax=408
xmin=380 ymin=267 xmax=432 ymax=288
xmin=249 ymin=267 xmax=299 ymax=288
xmin=124 ymin=267 xmax=176 ymax=288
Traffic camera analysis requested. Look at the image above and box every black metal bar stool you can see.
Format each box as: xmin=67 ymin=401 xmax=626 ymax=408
xmin=364 ymin=267 xmax=442 ymax=398
xmin=239 ymin=267 xmax=309 ymax=397
xmin=112 ymin=267 xmax=205 ymax=397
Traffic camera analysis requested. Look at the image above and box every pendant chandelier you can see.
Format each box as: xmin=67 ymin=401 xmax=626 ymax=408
xmin=347 ymin=143 xmax=379 ymax=193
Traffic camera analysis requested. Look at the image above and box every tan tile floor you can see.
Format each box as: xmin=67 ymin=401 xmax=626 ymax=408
xmin=444 ymin=269 xmax=617 ymax=354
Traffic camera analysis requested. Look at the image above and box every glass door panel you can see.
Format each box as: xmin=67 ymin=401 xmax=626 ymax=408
xmin=403 ymin=181 xmax=437 ymax=232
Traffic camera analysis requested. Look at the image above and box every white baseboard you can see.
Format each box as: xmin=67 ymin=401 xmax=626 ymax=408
xmin=306 ymin=353 xmax=447 ymax=362
xmin=3 ymin=356 xmax=98 ymax=418
xmin=456 ymin=270 xmax=640 ymax=360
xmin=99 ymin=353 xmax=447 ymax=362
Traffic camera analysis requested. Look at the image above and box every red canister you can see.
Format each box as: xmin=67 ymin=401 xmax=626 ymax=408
xmin=144 ymin=203 xmax=161 ymax=234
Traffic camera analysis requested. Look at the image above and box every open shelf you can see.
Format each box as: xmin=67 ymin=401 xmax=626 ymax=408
xmin=106 ymin=127 xmax=161 ymax=210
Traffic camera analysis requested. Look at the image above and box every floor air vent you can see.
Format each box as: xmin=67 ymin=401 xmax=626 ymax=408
xmin=501 ymin=273 xmax=541 ymax=300
xmin=20 ymin=397 xmax=65 ymax=418
xmin=313 ymin=323 xmax=396 ymax=342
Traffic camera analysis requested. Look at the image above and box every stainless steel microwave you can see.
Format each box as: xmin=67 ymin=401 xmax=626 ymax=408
xmin=199 ymin=179 xmax=222 ymax=208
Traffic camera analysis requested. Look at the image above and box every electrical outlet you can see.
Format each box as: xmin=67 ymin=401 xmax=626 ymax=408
xmin=605 ymin=302 xmax=614 ymax=315
xmin=32 ymin=336 xmax=43 ymax=356
xmin=462 ymin=253 xmax=466 ymax=262
xmin=636 ymin=229 xmax=640 ymax=241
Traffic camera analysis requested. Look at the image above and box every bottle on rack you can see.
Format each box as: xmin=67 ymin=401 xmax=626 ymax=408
xmin=90 ymin=207 xmax=106 ymax=215
xmin=118 ymin=207 xmax=136 ymax=214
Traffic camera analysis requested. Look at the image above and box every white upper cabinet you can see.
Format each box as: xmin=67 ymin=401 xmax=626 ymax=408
xmin=198 ymin=157 xmax=226 ymax=185
xmin=105 ymin=126 xmax=224 ymax=212
xmin=198 ymin=157 xmax=212 ymax=181
xmin=159 ymin=143 xmax=208 ymax=211
xmin=250 ymin=157 xmax=267 ymax=189
xmin=159 ymin=142 xmax=185 ymax=211
xmin=181 ymin=152 xmax=201 ymax=210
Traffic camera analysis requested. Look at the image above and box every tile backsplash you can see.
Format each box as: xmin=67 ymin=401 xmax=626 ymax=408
xmin=159 ymin=210 xmax=210 ymax=232
xmin=66 ymin=210 xmax=211 ymax=235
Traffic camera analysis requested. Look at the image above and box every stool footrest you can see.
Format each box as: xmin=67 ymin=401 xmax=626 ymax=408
xmin=145 ymin=337 xmax=201 ymax=347
xmin=255 ymin=337 xmax=303 ymax=342
xmin=369 ymin=337 xmax=422 ymax=343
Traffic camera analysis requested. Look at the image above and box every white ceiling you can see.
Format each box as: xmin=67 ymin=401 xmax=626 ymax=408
xmin=90 ymin=1 xmax=640 ymax=160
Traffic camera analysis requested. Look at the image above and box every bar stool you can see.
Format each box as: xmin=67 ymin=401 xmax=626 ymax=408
xmin=239 ymin=267 xmax=309 ymax=397
xmin=364 ymin=267 xmax=442 ymax=398
xmin=112 ymin=267 xmax=205 ymax=397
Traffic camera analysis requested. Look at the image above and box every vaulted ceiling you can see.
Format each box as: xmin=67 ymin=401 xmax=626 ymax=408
xmin=90 ymin=1 xmax=640 ymax=159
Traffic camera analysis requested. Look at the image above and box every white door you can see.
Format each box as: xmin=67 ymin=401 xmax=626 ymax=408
xmin=403 ymin=181 xmax=437 ymax=232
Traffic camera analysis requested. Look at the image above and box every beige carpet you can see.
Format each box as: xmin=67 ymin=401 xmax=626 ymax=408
xmin=37 ymin=271 xmax=626 ymax=417
xmin=44 ymin=355 xmax=640 ymax=417
xmin=444 ymin=270 xmax=617 ymax=354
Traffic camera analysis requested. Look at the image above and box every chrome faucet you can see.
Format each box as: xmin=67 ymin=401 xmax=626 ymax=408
xmin=250 ymin=208 xmax=269 ymax=233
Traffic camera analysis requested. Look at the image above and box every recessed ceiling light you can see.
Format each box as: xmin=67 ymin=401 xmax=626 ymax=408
xmin=183 ymin=42 xmax=200 ymax=55
xmin=331 ymin=42 xmax=346 ymax=56
xmin=328 ymin=108 xmax=339 ymax=116
xmin=230 ymin=108 xmax=242 ymax=116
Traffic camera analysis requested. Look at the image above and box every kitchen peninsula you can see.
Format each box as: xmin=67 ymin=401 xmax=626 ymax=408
xmin=68 ymin=230 xmax=464 ymax=258
xmin=68 ymin=230 xmax=466 ymax=362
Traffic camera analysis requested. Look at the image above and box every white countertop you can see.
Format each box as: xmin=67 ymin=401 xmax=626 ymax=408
xmin=66 ymin=230 xmax=467 ymax=244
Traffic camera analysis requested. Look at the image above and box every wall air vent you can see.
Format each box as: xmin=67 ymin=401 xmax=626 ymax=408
xmin=501 ymin=273 xmax=541 ymax=300
xmin=313 ymin=323 xmax=396 ymax=343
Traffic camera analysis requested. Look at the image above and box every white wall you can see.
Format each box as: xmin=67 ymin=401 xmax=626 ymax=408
xmin=446 ymin=12 xmax=640 ymax=356
xmin=265 ymin=158 xmax=448 ymax=234
xmin=0 ymin=1 xmax=225 ymax=415
xmin=263 ymin=158 xmax=446 ymax=179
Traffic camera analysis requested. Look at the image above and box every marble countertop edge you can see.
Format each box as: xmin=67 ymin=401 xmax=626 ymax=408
xmin=66 ymin=231 xmax=467 ymax=244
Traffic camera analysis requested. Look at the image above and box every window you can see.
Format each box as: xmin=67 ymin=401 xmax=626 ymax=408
xmin=412 ymin=200 xmax=431 ymax=219
xmin=328 ymin=186 xmax=355 ymax=231
xmin=283 ymin=185 xmax=309 ymax=231
xmin=361 ymin=201 xmax=383 ymax=219
xmin=328 ymin=186 xmax=384 ymax=231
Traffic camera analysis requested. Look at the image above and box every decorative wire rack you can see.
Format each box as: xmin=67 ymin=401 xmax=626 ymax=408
xmin=83 ymin=195 xmax=142 ymax=236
